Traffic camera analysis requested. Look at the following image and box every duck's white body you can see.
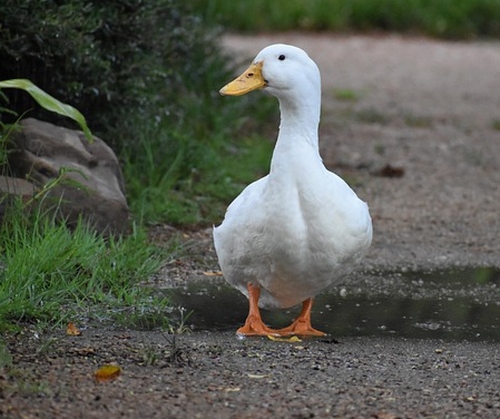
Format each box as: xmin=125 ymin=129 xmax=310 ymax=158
xmin=214 ymin=44 xmax=372 ymax=311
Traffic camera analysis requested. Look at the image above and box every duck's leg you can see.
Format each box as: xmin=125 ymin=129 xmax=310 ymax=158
xmin=237 ymin=283 xmax=279 ymax=336
xmin=276 ymin=298 xmax=326 ymax=337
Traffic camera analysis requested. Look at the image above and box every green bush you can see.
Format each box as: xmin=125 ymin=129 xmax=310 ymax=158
xmin=0 ymin=0 xmax=230 ymax=147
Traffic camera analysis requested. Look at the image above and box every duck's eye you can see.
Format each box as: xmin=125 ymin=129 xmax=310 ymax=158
xmin=278 ymin=54 xmax=286 ymax=61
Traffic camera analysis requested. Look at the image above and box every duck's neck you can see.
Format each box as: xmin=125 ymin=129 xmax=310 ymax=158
xmin=270 ymin=92 xmax=322 ymax=174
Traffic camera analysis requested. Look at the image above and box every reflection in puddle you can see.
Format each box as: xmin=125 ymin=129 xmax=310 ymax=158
xmin=168 ymin=267 xmax=500 ymax=341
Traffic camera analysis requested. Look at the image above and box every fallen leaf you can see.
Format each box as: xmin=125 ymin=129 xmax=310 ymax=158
xmin=94 ymin=365 xmax=121 ymax=383
xmin=66 ymin=322 xmax=82 ymax=336
xmin=373 ymin=413 xmax=400 ymax=419
xmin=68 ymin=346 xmax=96 ymax=356
xmin=203 ymin=270 xmax=223 ymax=277
xmin=247 ymin=373 xmax=269 ymax=379
xmin=267 ymin=335 xmax=302 ymax=343
xmin=376 ymin=164 xmax=405 ymax=178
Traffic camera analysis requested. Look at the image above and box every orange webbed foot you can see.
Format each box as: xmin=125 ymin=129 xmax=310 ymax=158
xmin=275 ymin=298 xmax=326 ymax=337
xmin=236 ymin=315 xmax=280 ymax=337
xmin=275 ymin=321 xmax=326 ymax=337
xmin=237 ymin=283 xmax=281 ymax=337
xmin=237 ymin=286 xmax=326 ymax=338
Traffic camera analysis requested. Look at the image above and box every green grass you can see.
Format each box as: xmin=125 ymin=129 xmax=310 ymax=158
xmin=0 ymin=203 xmax=170 ymax=330
xmin=122 ymin=92 xmax=276 ymax=226
xmin=124 ymin=130 xmax=274 ymax=226
xmin=189 ymin=0 xmax=500 ymax=38
xmin=0 ymin=338 xmax=12 ymax=368
xmin=333 ymin=88 xmax=361 ymax=102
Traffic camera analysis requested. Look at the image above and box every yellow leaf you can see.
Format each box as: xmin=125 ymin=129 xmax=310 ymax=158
xmin=66 ymin=322 xmax=82 ymax=336
xmin=94 ymin=365 xmax=121 ymax=383
xmin=267 ymin=335 xmax=302 ymax=342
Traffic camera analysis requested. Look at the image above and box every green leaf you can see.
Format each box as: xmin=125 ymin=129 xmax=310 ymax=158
xmin=0 ymin=79 xmax=93 ymax=142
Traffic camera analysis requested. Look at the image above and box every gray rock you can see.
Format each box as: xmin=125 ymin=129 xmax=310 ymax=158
xmin=5 ymin=118 xmax=130 ymax=236
xmin=0 ymin=175 xmax=38 ymax=197
xmin=0 ymin=175 xmax=38 ymax=219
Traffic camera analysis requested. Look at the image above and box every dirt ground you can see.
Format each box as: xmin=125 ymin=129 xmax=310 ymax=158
xmin=2 ymin=34 xmax=500 ymax=418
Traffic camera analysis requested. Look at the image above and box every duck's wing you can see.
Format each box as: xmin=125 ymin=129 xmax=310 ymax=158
xmin=214 ymin=175 xmax=268 ymax=231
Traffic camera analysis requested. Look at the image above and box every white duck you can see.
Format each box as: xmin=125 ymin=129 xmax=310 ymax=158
xmin=214 ymin=44 xmax=372 ymax=337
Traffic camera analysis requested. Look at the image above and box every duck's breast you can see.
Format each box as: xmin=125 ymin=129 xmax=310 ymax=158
xmin=214 ymin=167 xmax=372 ymax=309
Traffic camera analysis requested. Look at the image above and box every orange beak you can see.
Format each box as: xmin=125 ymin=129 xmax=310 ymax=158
xmin=219 ymin=61 xmax=266 ymax=96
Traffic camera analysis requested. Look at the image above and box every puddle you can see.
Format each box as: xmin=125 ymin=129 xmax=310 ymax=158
xmin=168 ymin=267 xmax=500 ymax=341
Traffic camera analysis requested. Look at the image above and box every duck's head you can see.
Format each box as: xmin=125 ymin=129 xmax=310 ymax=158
xmin=220 ymin=44 xmax=320 ymax=101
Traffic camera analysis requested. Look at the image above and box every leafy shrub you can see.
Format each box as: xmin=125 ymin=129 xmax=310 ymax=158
xmin=0 ymin=0 xmax=231 ymax=149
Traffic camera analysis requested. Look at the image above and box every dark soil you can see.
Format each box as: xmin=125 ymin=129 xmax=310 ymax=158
xmin=2 ymin=34 xmax=500 ymax=418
